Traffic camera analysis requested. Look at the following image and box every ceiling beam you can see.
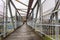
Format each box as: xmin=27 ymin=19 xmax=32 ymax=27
xmin=16 ymin=0 xmax=28 ymax=7
xmin=50 ymin=0 xmax=60 ymax=21
xmin=17 ymin=8 xmax=32 ymax=10
xmin=26 ymin=0 xmax=34 ymax=19
xmin=16 ymin=0 xmax=32 ymax=10
xmin=17 ymin=9 xmax=27 ymax=10
xmin=10 ymin=0 xmax=27 ymax=13
xmin=31 ymin=0 xmax=38 ymax=13
xmin=27 ymin=0 xmax=38 ymax=18
xmin=18 ymin=9 xmax=27 ymax=13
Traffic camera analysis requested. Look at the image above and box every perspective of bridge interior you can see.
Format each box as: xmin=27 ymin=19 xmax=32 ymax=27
xmin=0 ymin=0 xmax=60 ymax=40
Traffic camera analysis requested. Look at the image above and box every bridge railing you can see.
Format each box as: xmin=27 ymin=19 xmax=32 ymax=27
xmin=0 ymin=0 xmax=23 ymax=38
xmin=27 ymin=0 xmax=60 ymax=40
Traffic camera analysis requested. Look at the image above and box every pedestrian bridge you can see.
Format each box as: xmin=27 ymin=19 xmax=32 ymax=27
xmin=4 ymin=23 xmax=43 ymax=40
xmin=0 ymin=0 xmax=60 ymax=40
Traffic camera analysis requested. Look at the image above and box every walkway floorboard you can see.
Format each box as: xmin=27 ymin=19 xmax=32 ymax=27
xmin=4 ymin=23 xmax=43 ymax=40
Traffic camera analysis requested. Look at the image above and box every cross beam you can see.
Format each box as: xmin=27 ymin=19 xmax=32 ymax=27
xmin=26 ymin=0 xmax=34 ymax=19
xmin=10 ymin=0 xmax=26 ymax=13
xmin=28 ymin=1 xmax=38 ymax=18
xmin=16 ymin=0 xmax=32 ymax=10
xmin=16 ymin=0 xmax=28 ymax=7
xmin=50 ymin=0 xmax=60 ymax=22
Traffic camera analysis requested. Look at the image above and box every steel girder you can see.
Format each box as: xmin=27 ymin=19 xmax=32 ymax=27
xmin=10 ymin=0 xmax=26 ymax=13
xmin=16 ymin=0 xmax=28 ymax=7
xmin=35 ymin=2 xmax=39 ymax=22
xmin=8 ymin=1 xmax=15 ymax=29
xmin=26 ymin=0 xmax=38 ymax=20
xmin=50 ymin=0 xmax=60 ymax=22
xmin=26 ymin=0 xmax=34 ymax=20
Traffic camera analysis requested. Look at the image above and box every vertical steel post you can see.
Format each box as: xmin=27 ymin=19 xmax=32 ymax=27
xmin=55 ymin=13 xmax=59 ymax=40
xmin=3 ymin=0 xmax=8 ymax=37
xmin=55 ymin=12 xmax=59 ymax=40
xmin=19 ymin=14 xmax=21 ymax=25
xmin=35 ymin=3 xmax=39 ymax=23
xmin=8 ymin=1 xmax=15 ymax=30
xmin=32 ymin=10 xmax=35 ymax=28
xmin=18 ymin=13 xmax=20 ymax=26
xmin=32 ymin=10 xmax=34 ymax=20
xmin=16 ymin=13 xmax=18 ymax=26
xmin=55 ymin=0 xmax=59 ymax=40
xmin=32 ymin=10 xmax=34 ymax=19
xmin=1 ymin=0 xmax=5 ymax=35
xmin=38 ymin=0 xmax=43 ymax=32
xmin=34 ymin=3 xmax=39 ymax=31
xmin=15 ymin=10 xmax=17 ymax=29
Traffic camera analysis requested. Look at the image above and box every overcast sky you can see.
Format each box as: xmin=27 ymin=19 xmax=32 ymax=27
xmin=0 ymin=0 xmax=44 ymax=16
xmin=0 ymin=0 xmax=60 ymax=19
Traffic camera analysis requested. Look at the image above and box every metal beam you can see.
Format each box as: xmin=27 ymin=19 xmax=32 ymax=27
xmin=15 ymin=10 xmax=17 ymax=29
xmin=10 ymin=0 xmax=26 ymax=13
xmin=42 ymin=9 xmax=60 ymax=17
xmin=18 ymin=10 xmax=27 ymax=13
xmin=17 ymin=9 xmax=27 ymax=10
xmin=16 ymin=0 xmax=32 ymax=10
xmin=35 ymin=3 xmax=39 ymax=22
xmin=17 ymin=8 xmax=32 ymax=10
xmin=3 ymin=0 xmax=9 ymax=37
xmin=10 ymin=0 xmax=17 ymax=9
xmin=27 ymin=0 xmax=38 ymax=19
xmin=16 ymin=0 xmax=28 ymax=7
xmin=17 ymin=11 xmax=23 ymax=19
xmin=38 ymin=0 xmax=43 ymax=32
xmin=50 ymin=0 xmax=60 ymax=22
xmin=55 ymin=10 xmax=59 ymax=40
xmin=26 ymin=0 xmax=34 ymax=20
xmin=8 ymin=1 xmax=15 ymax=29
xmin=31 ymin=0 xmax=38 ymax=13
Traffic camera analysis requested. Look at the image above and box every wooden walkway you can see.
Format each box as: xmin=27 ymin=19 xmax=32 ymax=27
xmin=4 ymin=23 xmax=43 ymax=40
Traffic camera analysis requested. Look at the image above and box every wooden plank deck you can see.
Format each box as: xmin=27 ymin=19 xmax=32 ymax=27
xmin=4 ymin=23 xmax=43 ymax=40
